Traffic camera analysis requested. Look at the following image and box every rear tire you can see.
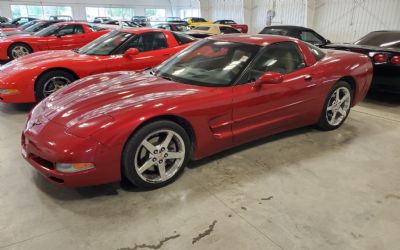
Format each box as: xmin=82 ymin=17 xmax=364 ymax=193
xmin=317 ymin=81 xmax=353 ymax=131
xmin=122 ymin=120 xmax=191 ymax=189
xmin=35 ymin=70 xmax=77 ymax=102
xmin=7 ymin=43 xmax=32 ymax=60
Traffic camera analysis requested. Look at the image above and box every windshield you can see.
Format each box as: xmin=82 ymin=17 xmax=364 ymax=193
xmin=259 ymin=27 xmax=290 ymax=36
xmin=355 ymin=31 xmax=400 ymax=49
xmin=34 ymin=24 xmax=61 ymax=36
xmin=155 ymin=39 xmax=260 ymax=87
xmin=19 ymin=21 xmax=35 ymax=29
xmin=77 ymin=31 xmax=134 ymax=56
xmin=25 ymin=22 xmax=50 ymax=32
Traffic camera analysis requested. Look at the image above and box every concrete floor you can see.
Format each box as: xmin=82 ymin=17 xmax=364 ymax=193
xmin=0 ymin=92 xmax=399 ymax=250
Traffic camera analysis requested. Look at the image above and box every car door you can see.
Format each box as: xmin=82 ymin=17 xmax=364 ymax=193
xmin=46 ymin=24 xmax=85 ymax=50
xmin=107 ymin=31 xmax=176 ymax=72
xmin=232 ymin=41 xmax=321 ymax=144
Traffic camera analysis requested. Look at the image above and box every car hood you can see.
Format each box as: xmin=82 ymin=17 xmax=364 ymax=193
xmin=0 ymin=50 xmax=94 ymax=74
xmin=35 ymin=71 xmax=204 ymax=128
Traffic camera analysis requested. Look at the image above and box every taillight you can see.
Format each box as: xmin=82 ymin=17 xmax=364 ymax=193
xmin=390 ymin=55 xmax=400 ymax=65
xmin=372 ymin=53 xmax=388 ymax=64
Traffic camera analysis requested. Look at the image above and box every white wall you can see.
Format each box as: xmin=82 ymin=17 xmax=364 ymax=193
xmin=0 ymin=0 xmax=199 ymax=20
xmin=313 ymin=0 xmax=400 ymax=43
xmin=245 ymin=0 xmax=307 ymax=33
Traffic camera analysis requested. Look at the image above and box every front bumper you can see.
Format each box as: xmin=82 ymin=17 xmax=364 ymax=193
xmin=0 ymin=73 xmax=37 ymax=103
xmin=21 ymin=119 xmax=121 ymax=187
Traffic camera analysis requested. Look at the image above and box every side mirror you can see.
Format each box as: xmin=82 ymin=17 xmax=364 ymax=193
xmin=123 ymin=48 xmax=140 ymax=58
xmin=326 ymin=39 xmax=331 ymax=44
xmin=253 ymin=72 xmax=283 ymax=88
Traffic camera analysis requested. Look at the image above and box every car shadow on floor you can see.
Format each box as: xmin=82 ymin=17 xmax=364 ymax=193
xmin=364 ymin=90 xmax=400 ymax=106
xmin=32 ymin=123 xmax=358 ymax=201
xmin=0 ymin=103 xmax=35 ymax=115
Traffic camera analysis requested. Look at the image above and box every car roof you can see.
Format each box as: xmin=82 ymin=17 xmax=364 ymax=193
xmin=263 ymin=25 xmax=314 ymax=31
xmin=210 ymin=34 xmax=299 ymax=46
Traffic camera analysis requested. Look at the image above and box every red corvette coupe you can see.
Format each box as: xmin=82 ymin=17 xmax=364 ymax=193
xmin=22 ymin=35 xmax=373 ymax=189
xmin=0 ymin=29 xmax=195 ymax=103
xmin=0 ymin=22 xmax=109 ymax=61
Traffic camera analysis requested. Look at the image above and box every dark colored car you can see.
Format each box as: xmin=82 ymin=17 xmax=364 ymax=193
xmin=166 ymin=17 xmax=188 ymax=25
xmin=326 ymin=31 xmax=400 ymax=93
xmin=0 ymin=16 xmax=10 ymax=23
xmin=0 ymin=20 xmax=61 ymax=38
xmin=152 ymin=22 xmax=190 ymax=32
xmin=132 ymin=16 xmax=150 ymax=27
xmin=0 ymin=17 xmax=37 ymax=28
xmin=259 ymin=25 xmax=331 ymax=47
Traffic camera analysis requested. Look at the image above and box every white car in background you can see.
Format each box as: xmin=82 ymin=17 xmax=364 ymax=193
xmin=94 ymin=20 xmax=140 ymax=30
xmin=185 ymin=24 xmax=241 ymax=38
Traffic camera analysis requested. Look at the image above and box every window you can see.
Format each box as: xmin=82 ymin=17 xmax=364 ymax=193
xmin=249 ymin=42 xmax=305 ymax=80
xmin=192 ymin=17 xmax=207 ymax=22
xmin=145 ymin=9 xmax=166 ymax=22
xmin=259 ymin=27 xmax=290 ymax=36
xmin=300 ymin=31 xmax=324 ymax=45
xmin=123 ymin=32 xmax=168 ymax=53
xmin=220 ymin=26 xmax=240 ymax=34
xmin=306 ymin=43 xmax=326 ymax=61
xmin=11 ymin=5 xmax=72 ymax=19
xmin=171 ymin=32 xmax=196 ymax=45
xmin=85 ymin=7 xmax=134 ymax=22
xmin=57 ymin=24 xmax=83 ymax=36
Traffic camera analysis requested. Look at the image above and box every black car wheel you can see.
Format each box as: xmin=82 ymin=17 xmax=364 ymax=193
xmin=122 ymin=120 xmax=191 ymax=189
xmin=35 ymin=70 xmax=77 ymax=102
xmin=8 ymin=43 xmax=32 ymax=60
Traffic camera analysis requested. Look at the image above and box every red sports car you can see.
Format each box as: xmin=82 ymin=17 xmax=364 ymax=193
xmin=0 ymin=22 xmax=109 ymax=61
xmin=22 ymin=35 xmax=373 ymax=189
xmin=0 ymin=29 xmax=195 ymax=103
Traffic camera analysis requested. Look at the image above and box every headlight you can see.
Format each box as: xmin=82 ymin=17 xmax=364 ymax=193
xmin=55 ymin=163 xmax=95 ymax=173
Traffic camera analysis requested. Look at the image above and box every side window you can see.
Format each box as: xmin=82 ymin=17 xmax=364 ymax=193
xmin=300 ymin=31 xmax=324 ymax=45
xmin=306 ymin=43 xmax=326 ymax=61
xmin=57 ymin=25 xmax=74 ymax=36
xmin=136 ymin=32 xmax=169 ymax=52
xmin=74 ymin=25 xmax=84 ymax=34
xmin=220 ymin=26 xmax=240 ymax=34
xmin=249 ymin=42 xmax=305 ymax=80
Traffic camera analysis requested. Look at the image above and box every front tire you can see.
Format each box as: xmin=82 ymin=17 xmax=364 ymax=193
xmin=35 ymin=70 xmax=77 ymax=102
xmin=8 ymin=43 xmax=32 ymax=60
xmin=122 ymin=120 xmax=191 ymax=189
xmin=317 ymin=81 xmax=353 ymax=131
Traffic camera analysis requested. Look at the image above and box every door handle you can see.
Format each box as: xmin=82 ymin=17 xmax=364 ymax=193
xmin=304 ymin=75 xmax=313 ymax=81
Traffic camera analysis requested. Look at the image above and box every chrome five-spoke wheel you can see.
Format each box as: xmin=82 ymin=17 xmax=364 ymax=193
xmin=11 ymin=45 xmax=30 ymax=59
xmin=43 ymin=76 xmax=72 ymax=97
xmin=326 ymin=86 xmax=351 ymax=126
xmin=123 ymin=120 xmax=190 ymax=189
xmin=135 ymin=129 xmax=185 ymax=183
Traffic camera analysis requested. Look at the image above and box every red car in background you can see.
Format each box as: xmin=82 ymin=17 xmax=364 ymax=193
xmin=214 ymin=20 xmax=248 ymax=33
xmin=0 ymin=29 xmax=196 ymax=103
xmin=0 ymin=22 xmax=109 ymax=61
xmin=22 ymin=35 xmax=372 ymax=189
